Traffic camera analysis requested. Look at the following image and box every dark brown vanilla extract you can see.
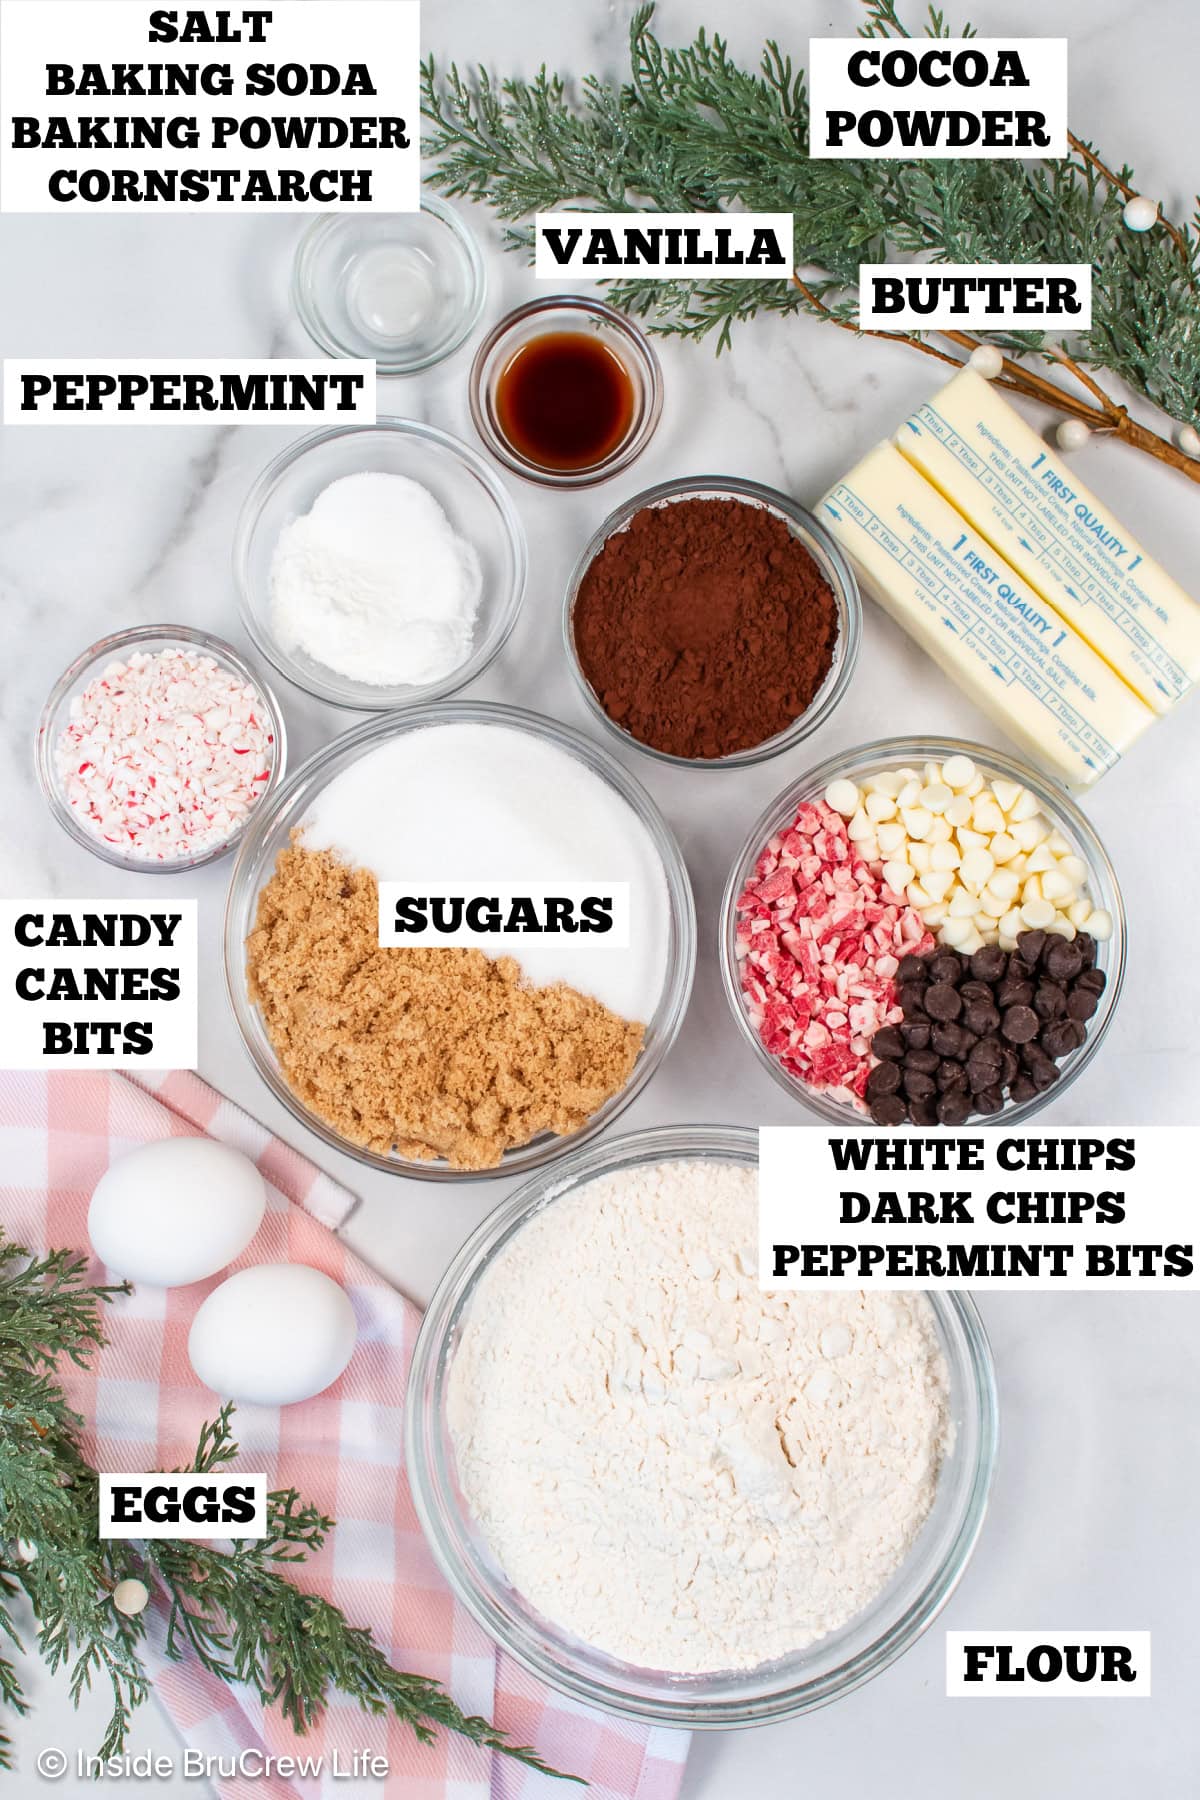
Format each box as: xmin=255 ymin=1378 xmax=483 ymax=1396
xmin=494 ymin=332 xmax=635 ymax=471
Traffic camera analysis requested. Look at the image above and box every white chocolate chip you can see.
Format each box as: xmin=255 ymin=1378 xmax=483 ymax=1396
xmin=824 ymin=779 xmax=860 ymax=816
xmin=1088 ymin=908 xmax=1113 ymax=942
xmin=901 ymin=806 xmax=933 ymax=840
xmin=1020 ymin=898 xmax=1056 ymax=929
xmin=865 ymin=791 xmax=897 ymax=822
xmin=941 ymin=754 xmax=976 ymax=789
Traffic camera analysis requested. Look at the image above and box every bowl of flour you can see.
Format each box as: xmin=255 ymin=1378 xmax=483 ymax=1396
xmin=406 ymin=1124 xmax=997 ymax=1724
xmin=233 ymin=419 xmax=527 ymax=709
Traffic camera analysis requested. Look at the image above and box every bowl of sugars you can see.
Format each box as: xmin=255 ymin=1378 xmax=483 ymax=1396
xmin=406 ymin=1124 xmax=998 ymax=1725
xmin=233 ymin=419 xmax=527 ymax=710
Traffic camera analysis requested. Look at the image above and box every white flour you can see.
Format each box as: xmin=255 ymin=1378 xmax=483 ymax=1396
xmin=449 ymin=1159 xmax=951 ymax=1673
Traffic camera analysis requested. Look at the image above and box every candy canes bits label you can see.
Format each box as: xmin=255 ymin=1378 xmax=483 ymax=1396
xmin=0 ymin=901 xmax=198 ymax=1067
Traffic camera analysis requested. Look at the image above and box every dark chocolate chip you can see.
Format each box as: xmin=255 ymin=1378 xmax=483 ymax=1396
xmin=1009 ymin=1074 xmax=1037 ymax=1104
xmin=958 ymin=1028 xmax=980 ymax=1055
xmin=1016 ymin=928 xmax=1047 ymax=964
xmin=925 ymin=983 xmax=963 ymax=1021
xmin=937 ymin=1089 xmax=972 ymax=1125
xmin=929 ymin=953 xmax=964 ymax=986
xmin=871 ymin=1025 xmax=906 ymax=1060
xmin=1033 ymin=982 xmax=1066 ymax=1020
xmin=938 ymin=1060 xmax=969 ymax=1092
xmin=1076 ymin=967 xmax=1107 ymax=995
xmin=1066 ymin=987 xmax=1099 ymax=1022
xmin=903 ymin=1068 xmax=936 ymax=1101
xmin=974 ymin=1085 xmax=1004 ymax=1115
xmin=1040 ymin=1020 xmax=1077 ymax=1060
xmin=999 ymin=1047 xmax=1021 ymax=1087
xmin=900 ymin=1021 xmax=931 ymax=1050
xmin=870 ymin=1093 xmax=907 ymax=1126
xmin=908 ymin=1095 xmax=939 ymax=1127
xmin=907 ymin=1048 xmax=941 ymax=1075
xmin=866 ymin=1061 xmax=902 ymax=1097
xmin=931 ymin=1022 xmax=965 ymax=1057
xmin=963 ymin=1000 xmax=1001 ymax=1036
xmin=897 ymin=955 xmax=929 ymax=983
xmin=1002 ymin=1005 xmax=1040 ymax=1044
xmin=959 ymin=980 xmax=995 ymax=1006
xmin=1076 ymin=932 xmax=1098 ymax=969
xmin=897 ymin=982 xmax=928 ymax=1016
xmin=996 ymin=979 xmax=1035 ymax=1010
xmin=1044 ymin=939 xmax=1083 ymax=982
xmin=970 ymin=945 xmax=1007 ymax=982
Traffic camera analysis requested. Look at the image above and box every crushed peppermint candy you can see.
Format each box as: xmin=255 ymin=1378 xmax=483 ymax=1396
xmin=735 ymin=798 xmax=934 ymax=1109
xmin=55 ymin=646 xmax=275 ymax=863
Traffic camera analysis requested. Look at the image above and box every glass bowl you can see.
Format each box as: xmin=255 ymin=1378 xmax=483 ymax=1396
xmin=720 ymin=736 xmax=1126 ymax=1124
xmin=564 ymin=476 xmax=862 ymax=769
xmin=36 ymin=624 xmax=287 ymax=873
xmin=233 ymin=418 xmax=527 ymax=711
xmin=224 ymin=703 xmax=696 ymax=1181
xmin=292 ymin=199 xmax=486 ymax=374
xmin=469 ymin=296 xmax=663 ymax=488
xmin=405 ymin=1123 xmax=998 ymax=1725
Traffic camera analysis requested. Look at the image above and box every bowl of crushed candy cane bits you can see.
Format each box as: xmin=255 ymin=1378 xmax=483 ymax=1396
xmin=720 ymin=737 xmax=1124 ymax=1129
xmin=37 ymin=624 xmax=287 ymax=872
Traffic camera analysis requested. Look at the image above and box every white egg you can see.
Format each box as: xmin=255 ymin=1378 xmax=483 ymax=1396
xmin=88 ymin=1137 xmax=266 ymax=1287
xmin=188 ymin=1264 xmax=357 ymax=1406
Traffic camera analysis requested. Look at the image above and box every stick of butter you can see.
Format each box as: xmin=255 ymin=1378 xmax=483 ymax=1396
xmin=819 ymin=442 xmax=1154 ymax=787
xmin=895 ymin=367 xmax=1200 ymax=714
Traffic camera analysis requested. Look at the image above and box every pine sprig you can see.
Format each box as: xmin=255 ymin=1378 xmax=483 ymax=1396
xmin=0 ymin=1234 xmax=576 ymax=1782
xmin=422 ymin=0 xmax=1200 ymax=481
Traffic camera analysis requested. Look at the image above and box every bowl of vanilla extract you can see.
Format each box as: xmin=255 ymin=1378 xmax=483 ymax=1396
xmin=469 ymin=296 xmax=664 ymax=487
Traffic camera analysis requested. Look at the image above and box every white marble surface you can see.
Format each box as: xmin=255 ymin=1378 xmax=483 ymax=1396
xmin=2 ymin=0 xmax=1198 ymax=1792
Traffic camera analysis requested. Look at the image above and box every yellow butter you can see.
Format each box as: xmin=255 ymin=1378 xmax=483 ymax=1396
xmin=896 ymin=368 xmax=1200 ymax=714
xmin=819 ymin=443 xmax=1154 ymax=787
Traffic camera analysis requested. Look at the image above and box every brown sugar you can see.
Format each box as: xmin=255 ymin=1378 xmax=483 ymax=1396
xmin=246 ymin=844 xmax=645 ymax=1171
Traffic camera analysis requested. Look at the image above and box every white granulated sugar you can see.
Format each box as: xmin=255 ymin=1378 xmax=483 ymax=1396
xmin=302 ymin=722 xmax=670 ymax=1020
xmin=449 ymin=1159 xmax=951 ymax=1673
xmin=270 ymin=471 xmax=481 ymax=687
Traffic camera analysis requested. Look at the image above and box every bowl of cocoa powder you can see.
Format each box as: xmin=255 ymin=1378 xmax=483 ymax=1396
xmin=564 ymin=476 xmax=861 ymax=767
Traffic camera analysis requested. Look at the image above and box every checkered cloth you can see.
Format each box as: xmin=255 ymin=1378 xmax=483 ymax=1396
xmin=0 ymin=1070 xmax=690 ymax=1800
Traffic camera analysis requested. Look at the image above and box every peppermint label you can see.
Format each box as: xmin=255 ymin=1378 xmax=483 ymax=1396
xmin=0 ymin=902 xmax=198 ymax=1066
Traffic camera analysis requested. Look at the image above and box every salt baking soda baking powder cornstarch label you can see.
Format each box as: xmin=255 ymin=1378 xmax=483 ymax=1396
xmin=0 ymin=0 xmax=419 ymax=211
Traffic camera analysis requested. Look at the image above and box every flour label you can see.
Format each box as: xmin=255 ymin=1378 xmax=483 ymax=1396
xmin=946 ymin=1632 xmax=1151 ymax=1697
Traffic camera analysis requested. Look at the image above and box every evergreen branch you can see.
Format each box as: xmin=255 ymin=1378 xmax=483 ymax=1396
xmin=0 ymin=1232 xmax=576 ymax=1783
xmin=421 ymin=0 xmax=1200 ymax=484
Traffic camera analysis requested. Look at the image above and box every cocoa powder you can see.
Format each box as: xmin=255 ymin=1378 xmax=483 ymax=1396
xmin=572 ymin=496 xmax=839 ymax=759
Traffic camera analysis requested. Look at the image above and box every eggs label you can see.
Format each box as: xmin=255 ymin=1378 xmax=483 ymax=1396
xmin=0 ymin=899 xmax=198 ymax=1068
xmin=99 ymin=1473 xmax=267 ymax=1540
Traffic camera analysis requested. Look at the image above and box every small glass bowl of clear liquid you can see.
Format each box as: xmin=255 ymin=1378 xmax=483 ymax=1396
xmin=292 ymin=197 xmax=486 ymax=375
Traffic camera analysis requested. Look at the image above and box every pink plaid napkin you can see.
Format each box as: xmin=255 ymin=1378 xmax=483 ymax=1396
xmin=0 ymin=1070 xmax=690 ymax=1800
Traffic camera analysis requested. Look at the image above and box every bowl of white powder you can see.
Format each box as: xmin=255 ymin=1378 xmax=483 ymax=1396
xmin=233 ymin=419 xmax=527 ymax=710
xmin=406 ymin=1125 xmax=997 ymax=1723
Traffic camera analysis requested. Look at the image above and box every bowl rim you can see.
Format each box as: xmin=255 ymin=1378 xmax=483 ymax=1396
xmin=468 ymin=294 xmax=664 ymax=489
xmin=231 ymin=415 xmax=528 ymax=712
xmin=404 ymin=1121 xmax=999 ymax=1725
xmin=562 ymin=474 xmax=863 ymax=769
xmin=223 ymin=701 xmax=697 ymax=1181
xmin=35 ymin=622 xmax=288 ymax=874
xmin=290 ymin=195 xmax=487 ymax=374
xmin=719 ymin=735 xmax=1127 ymax=1125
